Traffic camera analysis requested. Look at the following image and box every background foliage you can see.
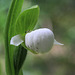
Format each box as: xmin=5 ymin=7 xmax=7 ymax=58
xmin=0 ymin=0 xmax=75 ymax=75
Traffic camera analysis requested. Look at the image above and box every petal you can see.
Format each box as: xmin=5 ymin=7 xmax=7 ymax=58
xmin=10 ymin=34 xmax=24 ymax=46
xmin=54 ymin=39 xmax=64 ymax=45
xmin=25 ymin=28 xmax=54 ymax=53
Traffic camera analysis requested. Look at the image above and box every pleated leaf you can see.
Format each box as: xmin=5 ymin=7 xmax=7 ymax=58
xmin=15 ymin=5 xmax=39 ymax=35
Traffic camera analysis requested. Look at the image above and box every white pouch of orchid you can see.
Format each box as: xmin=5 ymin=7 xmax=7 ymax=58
xmin=10 ymin=28 xmax=63 ymax=53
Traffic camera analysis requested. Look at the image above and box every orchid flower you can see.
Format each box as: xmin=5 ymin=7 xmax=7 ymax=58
xmin=10 ymin=28 xmax=63 ymax=53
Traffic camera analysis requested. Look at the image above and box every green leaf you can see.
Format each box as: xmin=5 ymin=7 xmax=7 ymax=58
xmin=14 ymin=45 xmax=27 ymax=75
xmin=15 ymin=5 xmax=40 ymax=35
xmin=5 ymin=0 xmax=24 ymax=75
xmin=5 ymin=1 xmax=39 ymax=75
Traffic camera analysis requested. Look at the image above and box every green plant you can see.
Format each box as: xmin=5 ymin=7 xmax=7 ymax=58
xmin=5 ymin=0 xmax=39 ymax=75
xmin=5 ymin=0 xmax=64 ymax=75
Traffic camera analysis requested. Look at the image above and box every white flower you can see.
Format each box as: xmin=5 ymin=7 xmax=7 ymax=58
xmin=10 ymin=28 xmax=63 ymax=53
xmin=10 ymin=34 xmax=24 ymax=46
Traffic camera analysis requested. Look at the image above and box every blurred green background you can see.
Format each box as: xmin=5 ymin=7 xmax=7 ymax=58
xmin=0 ymin=0 xmax=75 ymax=75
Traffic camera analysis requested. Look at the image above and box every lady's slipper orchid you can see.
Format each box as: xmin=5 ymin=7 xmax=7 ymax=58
xmin=10 ymin=28 xmax=63 ymax=53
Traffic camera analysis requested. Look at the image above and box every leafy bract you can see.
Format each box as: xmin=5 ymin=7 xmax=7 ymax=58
xmin=15 ymin=5 xmax=39 ymax=35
